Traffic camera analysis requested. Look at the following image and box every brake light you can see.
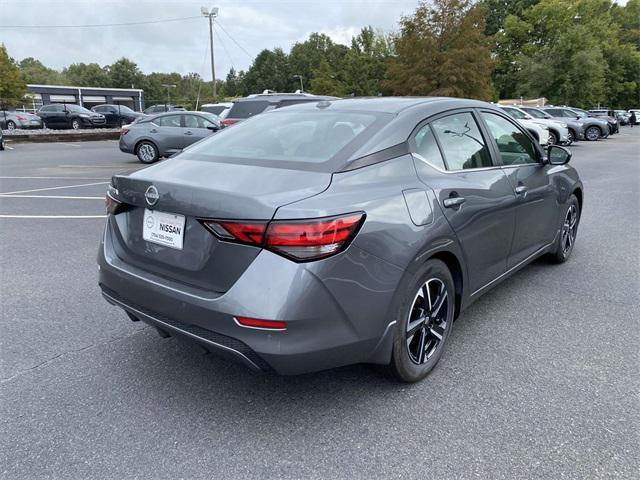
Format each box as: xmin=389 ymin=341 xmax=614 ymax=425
xmin=120 ymin=127 xmax=129 ymax=136
xmin=17 ymin=115 xmax=26 ymax=121
xmin=222 ymin=118 xmax=238 ymax=127
xmin=201 ymin=213 xmax=364 ymax=261
xmin=105 ymin=184 xmax=122 ymax=214
xmin=234 ymin=316 xmax=287 ymax=331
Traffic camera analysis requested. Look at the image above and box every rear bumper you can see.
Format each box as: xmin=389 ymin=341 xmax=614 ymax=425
xmin=119 ymin=136 xmax=135 ymax=153
xmin=97 ymin=218 xmax=403 ymax=374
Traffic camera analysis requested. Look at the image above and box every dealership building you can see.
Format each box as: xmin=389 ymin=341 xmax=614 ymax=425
xmin=22 ymin=84 xmax=145 ymax=112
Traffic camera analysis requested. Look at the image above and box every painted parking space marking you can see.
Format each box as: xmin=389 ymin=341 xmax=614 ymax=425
xmin=0 ymin=214 xmax=106 ymax=219
xmin=0 ymin=194 xmax=104 ymax=200
xmin=0 ymin=181 xmax=109 ymax=196
xmin=0 ymin=176 xmax=110 ymax=180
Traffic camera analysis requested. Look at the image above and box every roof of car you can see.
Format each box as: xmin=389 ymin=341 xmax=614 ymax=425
xmin=234 ymin=93 xmax=338 ymax=104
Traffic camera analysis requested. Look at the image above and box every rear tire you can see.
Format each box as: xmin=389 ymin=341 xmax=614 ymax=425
xmin=7 ymin=120 xmax=16 ymax=130
xmin=136 ymin=141 xmax=159 ymax=164
xmin=389 ymin=259 xmax=455 ymax=383
xmin=548 ymin=130 xmax=558 ymax=145
xmin=585 ymin=125 xmax=601 ymax=141
xmin=70 ymin=118 xmax=81 ymax=130
xmin=549 ymin=194 xmax=580 ymax=264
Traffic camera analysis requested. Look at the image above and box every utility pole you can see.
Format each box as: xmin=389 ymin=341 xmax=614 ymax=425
xmin=202 ymin=7 xmax=219 ymax=100
xmin=293 ymin=75 xmax=304 ymax=92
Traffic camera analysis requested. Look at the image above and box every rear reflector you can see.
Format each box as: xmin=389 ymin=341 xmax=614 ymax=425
xmin=234 ymin=316 xmax=287 ymax=331
xmin=201 ymin=212 xmax=364 ymax=262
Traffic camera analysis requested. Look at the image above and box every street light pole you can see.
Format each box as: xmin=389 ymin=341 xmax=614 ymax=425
xmin=202 ymin=7 xmax=219 ymax=101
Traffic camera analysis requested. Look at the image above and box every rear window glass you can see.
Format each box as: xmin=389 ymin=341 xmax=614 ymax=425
xmin=187 ymin=110 xmax=378 ymax=163
xmin=227 ymin=101 xmax=269 ymax=119
xmin=201 ymin=105 xmax=228 ymax=115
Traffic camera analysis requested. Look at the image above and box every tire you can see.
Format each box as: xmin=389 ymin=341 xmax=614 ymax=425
xmin=567 ymin=129 xmax=576 ymax=143
xmin=585 ymin=125 xmax=601 ymax=141
xmin=136 ymin=141 xmax=159 ymax=164
xmin=7 ymin=120 xmax=16 ymax=130
xmin=548 ymin=130 xmax=558 ymax=145
xmin=389 ymin=259 xmax=455 ymax=383
xmin=70 ymin=118 xmax=81 ymax=130
xmin=549 ymin=194 xmax=580 ymax=264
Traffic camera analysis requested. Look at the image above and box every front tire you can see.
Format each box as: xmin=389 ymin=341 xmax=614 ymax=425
xmin=585 ymin=125 xmax=601 ymax=141
xmin=548 ymin=130 xmax=558 ymax=145
xmin=390 ymin=259 xmax=455 ymax=383
xmin=7 ymin=120 xmax=16 ymax=130
xmin=70 ymin=118 xmax=81 ymax=130
xmin=549 ymin=194 xmax=580 ymax=264
xmin=136 ymin=141 xmax=159 ymax=164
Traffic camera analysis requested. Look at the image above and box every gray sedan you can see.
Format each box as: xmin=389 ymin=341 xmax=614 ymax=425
xmin=1 ymin=110 xmax=44 ymax=130
xmin=119 ymin=111 xmax=222 ymax=163
xmin=100 ymin=97 xmax=583 ymax=382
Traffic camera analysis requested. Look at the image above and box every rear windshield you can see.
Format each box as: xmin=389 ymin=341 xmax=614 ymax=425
xmin=201 ymin=105 xmax=228 ymax=115
xmin=227 ymin=100 xmax=269 ymax=119
xmin=187 ymin=110 xmax=380 ymax=164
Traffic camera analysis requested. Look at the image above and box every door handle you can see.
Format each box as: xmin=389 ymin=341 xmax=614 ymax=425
xmin=515 ymin=185 xmax=528 ymax=195
xmin=149 ymin=129 xmax=158 ymax=133
xmin=184 ymin=131 xmax=193 ymax=135
xmin=443 ymin=197 xmax=466 ymax=208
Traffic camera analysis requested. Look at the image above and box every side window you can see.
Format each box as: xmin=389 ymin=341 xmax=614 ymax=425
xmin=184 ymin=115 xmax=213 ymax=128
xmin=156 ymin=115 xmax=181 ymax=127
xmin=39 ymin=105 xmax=52 ymax=113
xmin=412 ymin=124 xmax=445 ymax=170
xmin=51 ymin=104 xmax=64 ymax=112
xmin=431 ymin=113 xmax=493 ymax=170
xmin=481 ymin=112 xmax=538 ymax=166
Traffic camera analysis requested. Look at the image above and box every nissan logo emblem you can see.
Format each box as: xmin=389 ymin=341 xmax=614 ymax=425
xmin=145 ymin=185 xmax=159 ymax=207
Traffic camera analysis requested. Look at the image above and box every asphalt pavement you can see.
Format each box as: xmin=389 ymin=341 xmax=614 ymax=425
xmin=1 ymin=132 xmax=638 ymax=479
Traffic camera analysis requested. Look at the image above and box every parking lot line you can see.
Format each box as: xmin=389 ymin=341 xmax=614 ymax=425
xmin=0 ymin=176 xmax=110 ymax=180
xmin=0 ymin=215 xmax=106 ymax=219
xmin=0 ymin=181 xmax=109 ymax=196
xmin=57 ymin=143 xmax=81 ymax=148
xmin=0 ymin=194 xmax=104 ymax=200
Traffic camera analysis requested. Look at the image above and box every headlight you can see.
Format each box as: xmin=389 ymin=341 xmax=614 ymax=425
xmin=79 ymin=113 xmax=90 ymax=118
xmin=542 ymin=126 xmax=549 ymax=130
xmin=560 ymin=123 xmax=567 ymax=128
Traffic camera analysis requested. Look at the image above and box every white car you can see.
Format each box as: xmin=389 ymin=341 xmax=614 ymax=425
xmin=200 ymin=102 xmax=233 ymax=120
xmin=499 ymin=106 xmax=563 ymax=146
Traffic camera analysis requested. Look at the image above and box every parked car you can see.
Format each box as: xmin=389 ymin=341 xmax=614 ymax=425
xmin=37 ymin=104 xmax=106 ymax=129
xmin=200 ymin=102 xmax=233 ymax=119
xmin=91 ymin=104 xmax=143 ymax=127
xmin=613 ymin=110 xmax=630 ymax=125
xmin=0 ymin=130 xmax=4 ymax=150
xmin=498 ymin=106 xmax=550 ymax=146
xmin=100 ymin=97 xmax=583 ymax=382
xmin=542 ymin=107 xmax=609 ymax=141
xmin=500 ymin=105 xmax=569 ymax=145
xmin=119 ymin=111 xmax=222 ymax=163
xmin=143 ymin=104 xmax=185 ymax=115
xmin=584 ymin=108 xmax=619 ymax=134
xmin=222 ymin=91 xmax=339 ymax=127
xmin=0 ymin=110 xmax=44 ymax=130
xmin=520 ymin=106 xmax=585 ymax=142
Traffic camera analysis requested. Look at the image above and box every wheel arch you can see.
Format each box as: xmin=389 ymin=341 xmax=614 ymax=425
xmin=572 ymin=186 xmax=583 ymax=212
xmin=134 ymin=138 xmax=159 ymax=154
xmin=428 ymin=250 xmax=464 ymax=320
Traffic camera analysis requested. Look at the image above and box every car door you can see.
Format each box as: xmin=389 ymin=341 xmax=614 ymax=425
xmin=182 ymin=114 xmax=215 ymax=147
xmin=102 ymin=106 xmax=118 ymax=126
xmin=478 ymin=110 xmax=559 ymax=268
xmin=413 ymin=111 xmax=518 ymax=294
xmin=152 ymin=114 xmax=184 ymax=153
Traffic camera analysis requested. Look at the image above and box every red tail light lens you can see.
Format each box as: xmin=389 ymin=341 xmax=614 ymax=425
xmin=105 ymin=185 xmax=122 ymax=214
xmin=17 ymin=115 xmax=27 ymax=121
xmin=120 ymin=127 xmax=129 ymax=136
xmin=222 ymin=118 xmax=238 ymax=127
xmin=201 ymin=213 xmax=364 ymax=261
xmin=234 ymin=316 xmax=287 ymax=331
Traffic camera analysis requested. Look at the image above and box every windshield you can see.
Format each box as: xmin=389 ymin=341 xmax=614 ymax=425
xmin=502 ymin=107 xmax=526 ymax=119
xmin=187 ymin=110 xmax=380 ymax=164
xmin=524 ymin=108 xmax=547 ymax=119
xmin=114 ymin=105 xmax=134 ymax=113
xmin=202 ymin=105 xmax=228 ymax=116
xmin=65 ymin=104 xmax=92 ymax=114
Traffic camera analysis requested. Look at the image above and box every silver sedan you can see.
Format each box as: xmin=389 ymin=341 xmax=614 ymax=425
xmin=1 ymin=110 xmax=44 ymax=130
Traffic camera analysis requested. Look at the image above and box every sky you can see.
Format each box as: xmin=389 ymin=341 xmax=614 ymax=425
xmin=0 ymin=0 xmax=421 ymax=80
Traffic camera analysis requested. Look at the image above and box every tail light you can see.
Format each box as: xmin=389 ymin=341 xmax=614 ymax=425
xmin=17 ymin=115 xmax=27 ymax=121
xmin=201 ymin=212 xmax=364 ymax=262
xmin=234 ymin=316 xmax=287 ymax=331
xmin=105 ymin=184 xmax=122 ymax=214
xmin=120 ymin=127 xmax=130 ymax=136
xmin=222 ymin=118 xmax=238 ymax=127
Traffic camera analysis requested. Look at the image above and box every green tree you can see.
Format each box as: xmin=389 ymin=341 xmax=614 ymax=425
xmin=309 ymin=60 xmax=346 ymax=96
xmin=18 ymin=57 xmax=66 ymax=84
xmin=386 ymin=0 xmax=494 ymax=99
xmin=481 ymin=0 xmax=540 ymax=35
xmin=242 ymin=48 xmax=291 ymax=93
xmin=63 ymin=62 xmax=109 ymax=87
xmin=0 ymin=45 xmax=27 ymax=108
xmin=108 ymin=58 xmax=144 ymax=89
xmin=341 ymin=27 xmax=393 ymax=96
xmin=289 ymin=33 xmax=349 ymax=92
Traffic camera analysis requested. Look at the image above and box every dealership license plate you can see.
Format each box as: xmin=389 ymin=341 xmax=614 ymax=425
xmin=142 ymin=209 xmax=185 ymax=250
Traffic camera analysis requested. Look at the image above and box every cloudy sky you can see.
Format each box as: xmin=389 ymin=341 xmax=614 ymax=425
xmin=0 ymin=0 xmax=420 ymax=79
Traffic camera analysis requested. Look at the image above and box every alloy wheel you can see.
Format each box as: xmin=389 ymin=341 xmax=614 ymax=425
xmin=7 ymin=121 xmax=16 ymax=130
xmin=406 ymin=278 xmax=449 ymax=365
xmin=561 ymin=204 xmax=578 ymax=255
xmin=138 ymin=143 xmax=156 ymax=162
xmin=585 ymin=126 xmax=600 ymax=141
xmin=548 ymin=131 xmax=558 ymax=145
xmin=71 ymin=120 xmax=80 ymax=130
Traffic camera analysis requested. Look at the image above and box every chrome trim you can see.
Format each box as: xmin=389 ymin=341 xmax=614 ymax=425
xmin=233 ymin=316 xmax=286 ymax=332
xmin=412 ymin=153 xmax=503 ymax=174
xmin=102 ymin=291 xmax=262 ymax=371
xmin=470 ymin=242 xmax=554 ymax=297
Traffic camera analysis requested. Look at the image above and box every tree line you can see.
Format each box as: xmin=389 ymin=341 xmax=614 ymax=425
xmin=1 ymin=0 xmax=639 ymax=110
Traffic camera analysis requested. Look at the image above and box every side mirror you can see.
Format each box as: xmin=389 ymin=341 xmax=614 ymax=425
xmin=548 ymin=145 xmax=572 ymax=165
xmin=206 ymin=124 xmax=220 ymax=131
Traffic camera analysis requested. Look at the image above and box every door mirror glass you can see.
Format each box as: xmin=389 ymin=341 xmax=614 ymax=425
xmin=206 ymin=124 xmax=219 ymax=131
xmin=548 ymin=145 xmax=571 ymax=165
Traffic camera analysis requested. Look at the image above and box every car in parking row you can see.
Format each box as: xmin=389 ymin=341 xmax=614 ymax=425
xmin=500 ymin=105 xmax=569 ymax=145
xmin=576 ymin=107 xmax=618 ymax=134
xmin=542 ymin=107 xmax=609 ymax=141
xmin=0 ymin=110 xmax=44 ymax=130
xmin=37 ymin=103 xmax=106 ymax=129
xmin=519 ymin=107 xmax=585 ymax=142
xmin=91 ymin=104 xmax=144 ymax=127
xmin=143 ymin=104 xmax=186 ymax=115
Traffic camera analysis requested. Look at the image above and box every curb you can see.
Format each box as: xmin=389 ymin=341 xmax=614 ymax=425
xmin=4 ymin=131 xmax=120 ymax=144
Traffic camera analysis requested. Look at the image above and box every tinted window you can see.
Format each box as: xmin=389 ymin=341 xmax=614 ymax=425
xmin=412 ymin=124 xmax=445 ymax=170
xmin=188 ymin=110 xmax=378 ymax=163
xmin=184 ymin=114 xmax=216 ymax=128
xmin=481 ymin=112 xmax=538 ymax=166
xmin=39 ymin=105 xmax=54 ymax=112
xmin=155 ymin=115 xmax=181 ymax=127
xmin=501 ymin=107 xmax=526 ymax=119
xmin=65 ymin=104 xmax=92 ymax=114
xmin=523 ymin=108 xmax=546 ymax=119
xmin=431 ymin=113 xmax=493 ymax=170
xmin=227 ymin=101 xmax=269 ymax=119
xmin=544 ymin=109 xmax=561 ymax=116
xmin=201 ymin=105 xmax=227 ymax=115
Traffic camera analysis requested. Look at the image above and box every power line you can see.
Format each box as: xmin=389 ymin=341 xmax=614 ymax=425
xmin=215 ymin=21 xmax=255 ymax=61
xmin=214 ymin=27 xmax=236 ymax=72
xmin=0 ymin=16 xmax=201 ymax=29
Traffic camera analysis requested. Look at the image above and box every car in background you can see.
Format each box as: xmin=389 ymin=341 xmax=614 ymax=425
xmin=613 ymin=110 xmax=630 ymax=125
xmin=37 ymin=104 xmax=106 ymax=129
xmin=119 ymin=111 xmax=222 ymax=163
xmin=542 ymin=107 xmax=609 ymax=141
xmin=143 ymin=104 xmax=186 ymax=115
xmin=498 ymin=106 xmax=550 ymax=146
xmin=100 ymin=97 xmax=583 ymax=382
xmin=0 ymin=130 xmax=4 ymax=150
xmin=200 ymin=102 xmax=233 ymax=119
xmin=585 ymin=108 xmax=619 ymax=134
xmin=500 ymin=105 xmax=569 ymax=145
xmin=520 ymin=106 xmax=585 ymax=142
xmin=0 ymin=110 xmax=44 ymax=130
xmin=91 ymin=104 xmax=144 ymax=127
xmin=222 ymin=91 xmax=339 ymax=127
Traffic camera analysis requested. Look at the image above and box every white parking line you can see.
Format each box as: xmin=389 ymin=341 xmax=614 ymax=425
xmin=0 ymin=176 xmax=109 ymax=180
xmin=3 ymin=146 xmax=14 ymax=150
xmin=0 ymin=215 xmax=106 ymax=219
xmin=0 ymin=181 xmax=109 ymax=196
xmin=58 ymin=143 xmax=81 ymax=148
xmin=0 ymin=194 xmax=103 ymax=200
